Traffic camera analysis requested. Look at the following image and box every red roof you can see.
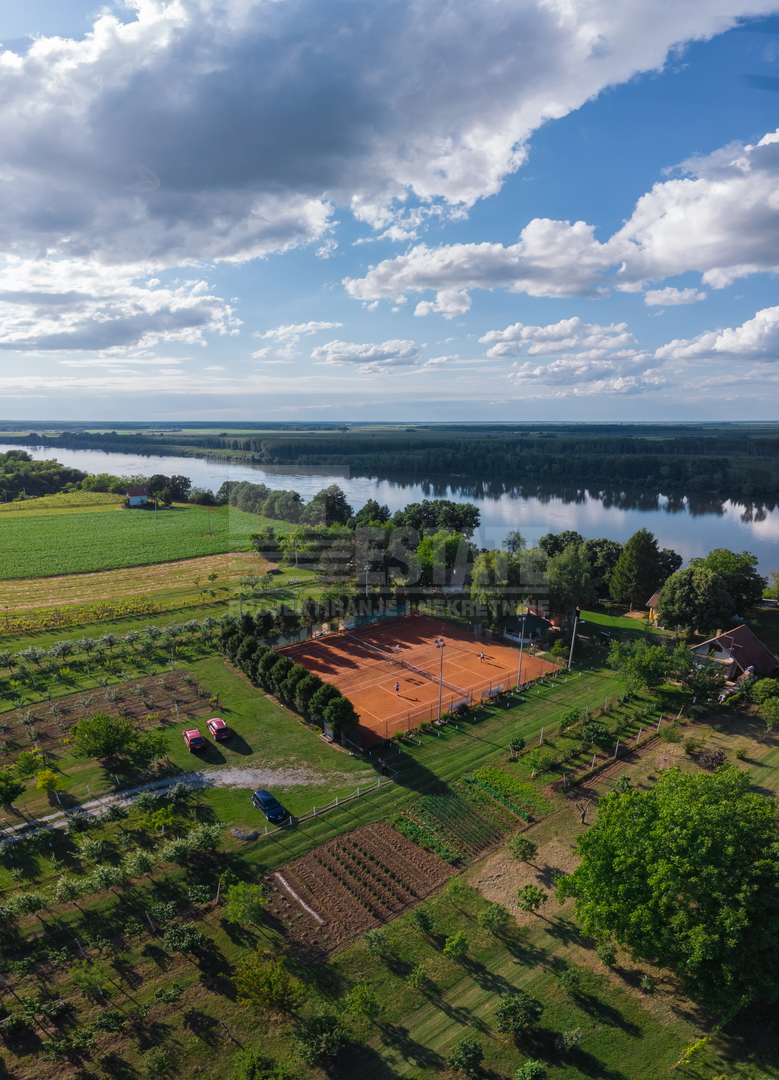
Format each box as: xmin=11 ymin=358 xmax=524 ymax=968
xmin=126 ymin=486 xmax=148 ymax=497
xmin=646 ymin=590 xmax=661 ymax=608
xmin=694 ymin=624 xmax=779 ymax=676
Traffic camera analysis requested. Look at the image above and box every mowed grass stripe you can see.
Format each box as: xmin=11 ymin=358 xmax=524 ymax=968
xmin=0 ymin=504 xmax=266 ymax=578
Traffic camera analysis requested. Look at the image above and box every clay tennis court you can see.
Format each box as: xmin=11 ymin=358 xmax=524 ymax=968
xmin=280 ymin=613 xmax=559 ymax=743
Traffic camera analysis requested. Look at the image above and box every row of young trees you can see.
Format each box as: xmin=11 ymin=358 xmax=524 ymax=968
xmin=219 ymin=614 xmax=359 ymax=737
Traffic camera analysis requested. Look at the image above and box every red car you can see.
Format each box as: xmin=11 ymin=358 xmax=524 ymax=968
xmin=182 ymin=729 xmax=206 ymax=752
xmin=206 ymin=717 xmax=230 ymax=741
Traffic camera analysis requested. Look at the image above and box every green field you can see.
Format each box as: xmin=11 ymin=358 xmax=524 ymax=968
xmin=0 ymin=491 xmax=124 ymax=514
xmin=0 ymin=503 xmax=277 ymax=579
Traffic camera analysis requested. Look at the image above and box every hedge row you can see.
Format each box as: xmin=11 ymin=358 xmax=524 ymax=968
xmin=218 ymin=614 xmax=359 ymax=737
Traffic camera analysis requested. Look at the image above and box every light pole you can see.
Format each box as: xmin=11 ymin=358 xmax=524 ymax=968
xmin=515 ymin=614 xmax=527 ymax=692
xmin=364 ymin=565 xmax=371 ymax=599
xmin=567 ymin=607 xmax=583 ymax=672
xmin=434 ymin=637 xmax=445 ymax=721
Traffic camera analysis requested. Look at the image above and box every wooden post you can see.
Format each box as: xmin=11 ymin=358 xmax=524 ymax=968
xmin=636 ymin=727 xmax=643 ymax=744
xmin=614 ymin=739 xmax=619 ymax=758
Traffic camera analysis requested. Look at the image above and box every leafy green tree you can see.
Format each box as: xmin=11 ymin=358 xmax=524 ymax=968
xmin=13 ymin=750 xmax=43 ymax=779
xmin=54 ymin=876 xmax=83 ymax=907
xmin=656 ymin=567 xmax=734 ymax=633
xmin=503 ymin=530 xmax=527 ymax=553
xmin=122 ymin=851 xmax=156 ymax=879
xmin=406 ymin=963 xmax=431 ymax=991
xmin=609 ymin=528 xmax=660 ymax=609
xmin=0 ymin=770 xmax=24 ymax=805
xmin=364 ymin=928 xmax=388 ymax=957
xmin=446 ymin=1035 xmax=484 ymax=1076
xmin=539 ymin=531 xmax=583 ymax=558
xmin=408 ymin=907 xmax=433 ymax=935
xmin=301 ymin=485 xmax=353 ymax=526
xmin=547 ymin=542 xmax=595 ymax=614
xmin=443 ymin=931 xmax=468 ymax=960
xmin=294 ymin=1014 xmax=349 ymax=1064
xmin=477 ymin=902 xmax=511 ymax=936
xmin=495 ymin=990 xmax=544 ymax=1033
xmin=607 ymin=639 xmax=670 ymax=691
xmin=558 ymin=765 xmax=779 ymax=1008
xmin=469 ymin=549 xmax=522 ymax=618
xmin=689 ymin=549 xmax=766 ymax=614
xmin=762 ymin=697 xmax=779 ymax=736
xmin=89 ymin=865 xmax=124 ymax=894
xmin=309 ymin=682 xmax=341 ymax=724
xmin=294 ymin=673 xmax=324 ymax=715
xmin=323 ymin=695 xmax=359 ymax=736
xmin=35 ymin=769 xmax=61 ymax=792
xmin=516 ymin=885 xmax=546 ymax=914
xmin=583 ymin=537 xmax=623 ymax=592
xmin=514 ymin=1061 xmax=546 ymax=1080
xmin=752 ymin=679 xmax=779 ymax=706
xmin=508 ymin=836 xmax=537 ymax=864
xmin=233 ymin=953 xmax=301 ymax=1014
xmin=346 ymin=983 xmax=382 ymax=1023
xmin=163 ymin=922 xmax=206 ymax=956
xmin=72 ymin=712 xmax=137 ymax=760
xmin=225 ymin=883 xmax=267 ymax=926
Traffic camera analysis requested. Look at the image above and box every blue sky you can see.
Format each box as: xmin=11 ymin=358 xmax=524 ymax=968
xmin=3 ymin=1 xmax=779 ymax=421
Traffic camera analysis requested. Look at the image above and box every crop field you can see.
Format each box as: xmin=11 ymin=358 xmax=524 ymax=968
xmin=265 ymin=822 xmax=452 ymax=955
xmin=0 ymin=492 xmax=124 ymax=515
xmin=1 ymin=551 xmax=268 ymax=612
xmin=0 ymin=504 xmax=266 ymax=579
xmin=389 ymin=788 xmax=510 ymax=862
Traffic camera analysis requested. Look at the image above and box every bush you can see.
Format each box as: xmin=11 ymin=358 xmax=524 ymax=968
xmin=443 ymin=931 xmax=468 ymax=960
xmin=683 ymin=737 xmax=699 ymax=755
xmin=477 ymin=902 xmax=511 ymax=936
xmin=408 ymin=907 xmax=433 ymax=934
xmin=294 ymin=1015 xmax=349 ymax=1065
xmin=446 ymin=1036 xmax=484 ymax=1076
xmin=596 ymin=941 xmax=617 ymax=966
xmin=234 ymin=1050 xmax=294 ymax=1080
xmin=554 ymin=965 xmax=582 ymax=996
xmin=508 ymin=835 xmax=537 ymax=863
xmin=581 ymin=721 xmax=610 ymax=748
xmin=0 ymin=770 xmax=24 ymax=806
xmin=495 ymin=990 xmax=544 ymax=1033
xmin=162 ymin=922 xmax=206 ymax=955
xmin=555 ymin=1027 xmax=583 ymax=1051
xmin=364 ymin=928 xmax=388 ymax=957
xmin=143 ymin=1047 xmax=173 ymax=1078
xmin=660 ymin=723 xmax=682 ymax=744
xmin=515 ymin=1063 xmax=546 ymax=1080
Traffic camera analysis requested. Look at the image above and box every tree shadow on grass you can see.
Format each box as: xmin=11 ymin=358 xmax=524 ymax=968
xmin=378 ymin=1023 xmax=445 ymax=1070
xmin=140 ymin=944 xmax=172 ymax=971
xmin=218 ymin=917 xmax=257 ymax=948
xmin=97 ymin=1052 xmax=138 ymax=1080
xmin=461 ymin=957 xmax=517 ymax=997
xmin=182 ymin=1008 xmax=222 ymax=1046
xmin=574 ymin=991 xmax=641 ymax=1036
xmin=523 ymin=1029 xmax=630 ymax=1079
xmin=543 ymin=917 xmax=587 ymax=947
xmin=429 ymin=997 xmax=491 ymax=1034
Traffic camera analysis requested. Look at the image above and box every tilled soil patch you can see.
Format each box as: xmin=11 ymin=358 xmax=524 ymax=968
xmin=266 ymin=821 xmax=451 ymax=959
xmin=0 ymin=670 xmax=213 ymax=768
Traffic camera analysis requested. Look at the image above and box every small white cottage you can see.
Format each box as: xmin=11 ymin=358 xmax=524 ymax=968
xmin=125 ymin=486 xmax=149 ymax=507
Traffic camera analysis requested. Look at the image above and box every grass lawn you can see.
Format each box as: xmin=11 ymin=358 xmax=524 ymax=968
xmin=0 ymin=491 xmax=125 ymax=514
xmin=0 ymin=503 xmax=272 ymax=579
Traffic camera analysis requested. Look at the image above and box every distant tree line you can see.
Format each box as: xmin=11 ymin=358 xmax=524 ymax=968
xmin=6 ymin=429 xmax=779 ymax=498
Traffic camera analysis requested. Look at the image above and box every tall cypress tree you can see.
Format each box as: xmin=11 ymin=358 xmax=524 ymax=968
xmin=609 ymin=529 xmax=660 ymax=610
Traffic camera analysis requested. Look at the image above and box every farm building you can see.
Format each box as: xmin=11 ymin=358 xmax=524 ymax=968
xmin=125 ymin=486 xmax=149 ymax=507
xmin=690 ymin=624 xmax=779 ymax=681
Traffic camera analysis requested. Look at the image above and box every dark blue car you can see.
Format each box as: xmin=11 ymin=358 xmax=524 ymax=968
xmin=251 ymin=789 xmax=290 ymax=824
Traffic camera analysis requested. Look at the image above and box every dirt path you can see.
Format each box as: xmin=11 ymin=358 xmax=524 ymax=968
xmin=1 ymin=761 xmax=373 ymax=841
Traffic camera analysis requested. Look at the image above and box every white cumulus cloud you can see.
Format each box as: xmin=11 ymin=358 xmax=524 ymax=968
xmin=655 ymin=305 xmax=779 ymax=361
xmin=311 ymin=338 xmax=420 ymax=373
xmin=479 ymin=317 xmax=635 ymax=358
xmin=0 ymin=259 xmax=238 ymax=352
xmin=251 ymin=320 xmax=343 ymax=358
xmin=643 ymin=286 xmax=707 ymax=306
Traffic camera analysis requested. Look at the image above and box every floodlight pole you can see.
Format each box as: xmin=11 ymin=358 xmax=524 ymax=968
xmin=435 ymin=638 xmax=445 ymax=721
xmin=515 ymin=614 xmax=527 ymax=691
xmin=567 ymin=608 xmax=582 ymax=672
xmin=364 ymin=565 xmax=371 ymax=599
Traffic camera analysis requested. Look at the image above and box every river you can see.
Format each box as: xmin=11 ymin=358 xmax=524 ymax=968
xmin=5 ymin=444 xmax=779 ymax=574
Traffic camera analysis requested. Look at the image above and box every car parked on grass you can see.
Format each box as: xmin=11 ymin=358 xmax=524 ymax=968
xmin=206 ymin=717 xmax=230 ymax=740
xmin=182 ymin=729 xmax=206 ymax=752
xmin=251 ymin=789 xmax=290 ymax=824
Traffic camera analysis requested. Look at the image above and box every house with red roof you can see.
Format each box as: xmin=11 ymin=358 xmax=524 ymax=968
xmin=125 ymin=485 xmax=149 ymax=507
xmin=690 ymin=624 xmax=779 ymax=682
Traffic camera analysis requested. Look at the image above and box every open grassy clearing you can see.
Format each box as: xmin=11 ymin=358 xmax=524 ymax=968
xmin=0 ymin=504 xmax=275 ymax=579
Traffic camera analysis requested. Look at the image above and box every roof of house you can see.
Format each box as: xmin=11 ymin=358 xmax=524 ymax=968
xmin=646 ymin=590 xmax=661 ymax=608
xmin=126 ymin=486 xmax=148 ymax=497
xmin=693 ymin=623 xmax=779 ymax=674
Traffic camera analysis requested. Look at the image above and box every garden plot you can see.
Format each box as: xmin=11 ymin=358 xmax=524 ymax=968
xmin=266 ymin=822 xmax=451 ymax=957
xmin=0 ymin=671 xmax=212 ymax=769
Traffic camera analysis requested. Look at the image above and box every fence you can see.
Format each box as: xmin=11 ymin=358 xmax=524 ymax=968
xmin=259 ymin=770 xmax=397 ymax=836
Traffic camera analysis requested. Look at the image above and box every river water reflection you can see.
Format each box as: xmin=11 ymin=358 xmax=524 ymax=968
xmin=5 ymin=443 xmax=779 ymax=573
